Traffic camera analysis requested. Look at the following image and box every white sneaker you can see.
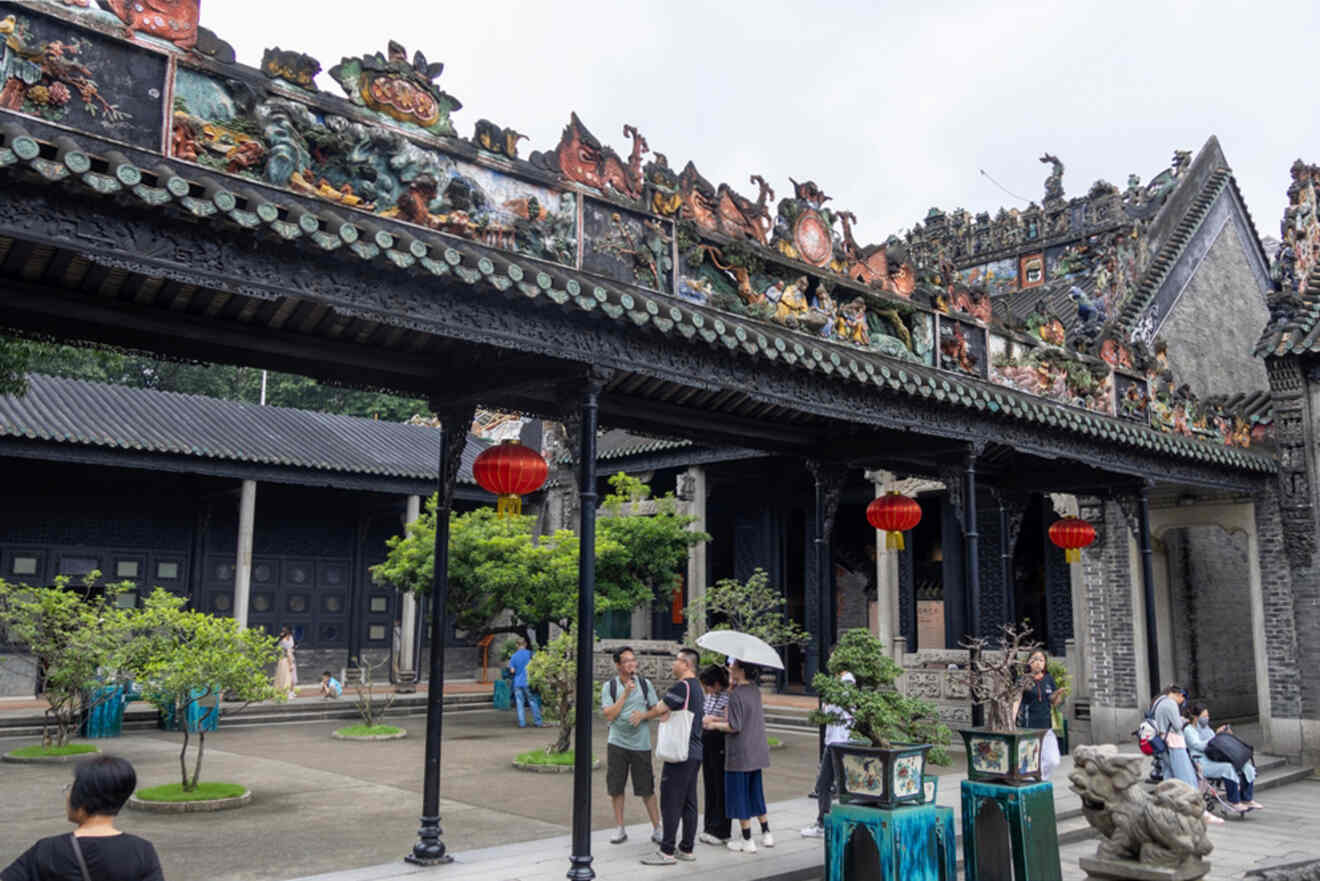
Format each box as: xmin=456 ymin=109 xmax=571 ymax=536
xmin=650 ymin=827 xmax=662 ymax=844
xmin=610 ymin=827 xmax=628 ymax=844
xmin=761 ymin=832 xmax=775 ymax=848
xmin=727 ymin=838 xmax=757 ymax=854
xmin=800 ymin=824 xmax=824 ymax=838
xmin=697 ymin=832 xmax=726 ymax=846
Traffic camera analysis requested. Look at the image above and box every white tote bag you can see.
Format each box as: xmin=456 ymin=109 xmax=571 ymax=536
xmin=655 ymin=680 xmax=693 ymax=763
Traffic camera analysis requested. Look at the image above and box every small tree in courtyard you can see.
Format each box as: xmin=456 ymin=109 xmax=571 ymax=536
xmin=0 ymin=573 xmax=137 ymax=747
xmin=811 ymin=628 xmax=952 ymax=764
xmin=526 ymin=628 xmax=595 ymax=755
xmin=373 ymin=473 xmax=707 ymax=638
xmin=119 ymin=589 xmax=280 ymax=791
xmin=350 ymin=652 xmax=397 ymax=728
xmin=686 ymin=567 xmax=810 ymax=666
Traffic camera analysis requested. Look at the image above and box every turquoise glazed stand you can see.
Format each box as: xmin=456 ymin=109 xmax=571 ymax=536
xmin=960 ymin=779 xmax=1061 ymax=881
xmin=81 ymin=685 xmax=125 ymax=738
xmin=825 ymin=802 xmax=956 ymax=881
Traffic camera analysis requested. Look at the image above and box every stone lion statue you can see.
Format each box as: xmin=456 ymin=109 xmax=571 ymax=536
xmin=1068 ymin=745 xmax=1212 ymax=871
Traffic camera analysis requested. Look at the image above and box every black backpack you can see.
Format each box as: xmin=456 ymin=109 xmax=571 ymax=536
xmin=609 ymin=676 xmax=654 ymax=705
xmin=1204 ymin=731 xmax=1253 ymax=772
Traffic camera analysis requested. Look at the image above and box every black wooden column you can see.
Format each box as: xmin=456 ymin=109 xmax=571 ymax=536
xmin=568 ymin=372 xmax=605 ymax=881
xmin=407 ymin=406 xmax=472 ymax=866
xmin=346 ymin=502 xmax=367 ymax=669
xmin=806 ymin=461 xmax=846 ymax=755
xmin=1137 ymin=485 xmax=1161 ymax=699
xmin=963 ymin=448 xmax=984 ymax=728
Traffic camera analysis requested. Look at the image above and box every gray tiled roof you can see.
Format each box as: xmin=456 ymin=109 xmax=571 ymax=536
xmin=0 ymin=374 xmax=488 ymax=484
xmin=0 ymin=125 xmax=1277 ymax=475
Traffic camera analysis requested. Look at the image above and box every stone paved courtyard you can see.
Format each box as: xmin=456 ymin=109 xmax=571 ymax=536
xmin=0 ymin=708 xmax=831 ymax=881
xmin=2 ymin=707 xmax=1316 ymax=881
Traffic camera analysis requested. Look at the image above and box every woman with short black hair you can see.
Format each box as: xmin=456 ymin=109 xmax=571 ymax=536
xmin=697 ymin=664 xmax=731 ymax=845
xmin=1 ymin=755 xmax=164 ymax=880
xmin=702 ymin=658 xmax=773 ymax=854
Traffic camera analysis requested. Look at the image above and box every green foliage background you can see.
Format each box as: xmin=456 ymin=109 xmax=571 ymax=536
xmin=2 ymin=335 xmax=425 ymax=419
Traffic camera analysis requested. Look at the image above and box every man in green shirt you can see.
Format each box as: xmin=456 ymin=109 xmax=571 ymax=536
xmin=601 ymin=646 xmax=661 ymax=845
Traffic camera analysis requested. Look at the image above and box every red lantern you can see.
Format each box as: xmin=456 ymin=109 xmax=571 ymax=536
xmin=1049 ymin=517 xmax=1096 ymax=563
xmin=471 ymin=439 xmax=548 ymax=516
xmin=866 ymin=492 xmax=923 ymax=551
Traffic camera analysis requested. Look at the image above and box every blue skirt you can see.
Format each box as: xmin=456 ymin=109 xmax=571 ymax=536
xmin=725 ymin=769 xmax=767 ymax=820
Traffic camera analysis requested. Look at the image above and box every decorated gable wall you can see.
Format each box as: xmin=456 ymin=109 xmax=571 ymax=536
xmin=1156 ymin=221 xmax=1270 ymax=399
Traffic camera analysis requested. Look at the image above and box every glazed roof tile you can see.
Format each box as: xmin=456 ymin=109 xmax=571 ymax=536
xmin=0 ymin=374 xmax=488 ymax=484
xmin=0 ymin=125 xmax=1277 ymax=476
xmin=1255 ymin=265 xmax=1320 ymax=358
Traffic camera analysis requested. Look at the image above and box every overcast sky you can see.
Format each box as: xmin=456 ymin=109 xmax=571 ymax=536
xmin=205 ymin=1 xmax=1317 ymax=248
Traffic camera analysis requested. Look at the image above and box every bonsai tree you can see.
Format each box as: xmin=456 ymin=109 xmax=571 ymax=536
xmin=118 ymin=589 xmax=281 ymax=792
xmin=525 ymin=628 xmax=596 ymax=755
xmin=0 ymin=572 xmax=137 ymax=748
xmin=811 ymin=628 xmax=951 ymax=764
xmin=960 ymin=621 xmax=1041 ymax=732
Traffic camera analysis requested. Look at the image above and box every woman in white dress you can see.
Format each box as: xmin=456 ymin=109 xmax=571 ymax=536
xmin=274 ymin=626 xmax=298 ymax=699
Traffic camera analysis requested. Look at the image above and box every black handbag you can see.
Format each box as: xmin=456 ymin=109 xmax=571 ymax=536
xmin=1204 ymin=731 xmax=1253 ymax=771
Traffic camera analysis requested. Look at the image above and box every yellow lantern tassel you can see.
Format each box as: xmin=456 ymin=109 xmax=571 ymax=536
xmin=886 ymin=531 xmax=905 ymax=551
xmin=496 ymin=495 xmax=522 ymax=517
xmin=1066 ymin=547 xmax=1080 ymax=564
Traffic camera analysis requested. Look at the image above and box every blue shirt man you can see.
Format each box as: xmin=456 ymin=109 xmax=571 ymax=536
xmin=507 ymin=637 xmax=541 ymax=728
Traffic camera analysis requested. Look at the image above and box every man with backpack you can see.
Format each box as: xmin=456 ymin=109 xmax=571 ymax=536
xmin=601 ymin=646 xmax=662 ymax=845
xmin=1148 ymin=684 xmax=1202 ymax=791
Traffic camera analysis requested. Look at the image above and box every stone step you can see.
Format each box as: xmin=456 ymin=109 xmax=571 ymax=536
xmin=0 ymin=692 xmax=496 ymax=740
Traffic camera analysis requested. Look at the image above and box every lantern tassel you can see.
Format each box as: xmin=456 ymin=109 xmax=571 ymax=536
xmin=1066 ymin=547 xmax=1080 ymax=564
xmin=886 ymin=531 xmax=905 ymax=552
xmin=496 ymin=495 xmax=522 ymax=517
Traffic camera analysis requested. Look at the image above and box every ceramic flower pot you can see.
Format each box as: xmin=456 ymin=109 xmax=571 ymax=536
xmin=959 ymin=727 xmax=1048 ymax=785
xmin=830 ymin=742 xmax=931 ymax=808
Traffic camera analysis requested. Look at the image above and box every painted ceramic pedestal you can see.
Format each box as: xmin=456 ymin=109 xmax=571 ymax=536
xmin=831 ymin=743 xmax=931 ymax=809
xmin=960 ymin=727 xmax=1049 ymax=784
xmin=961 ymin=779 xmax=1062 ymax=881
xmin=81 ymin=685 xmax=126 ymax=738
xmin=825 ymin=801 xmax=956 ymax=881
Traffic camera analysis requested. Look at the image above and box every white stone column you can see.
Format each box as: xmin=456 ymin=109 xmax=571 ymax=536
xmin=398 ymin=495 xmax=421 ymax=683
xmin=864 ymin=470 xmax=900 ymax=647
xmin=233 ymin=479 xmax=257 ymax=629
xmin=683 ymin=466 xmax=709 ymax=636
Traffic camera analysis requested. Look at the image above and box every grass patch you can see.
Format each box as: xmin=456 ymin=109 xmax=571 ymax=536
xmin=8 ymin=743 xmax=98 ymax=758
xmin=516 ymin=749 xmax=592 ymax=766
xmin=135 ymin=782 xmax=247 ymax=802
xmin=767 ymin=736 xmax=783 ymax=748
xmin=335 ymin=724 xmax=401 ymax=737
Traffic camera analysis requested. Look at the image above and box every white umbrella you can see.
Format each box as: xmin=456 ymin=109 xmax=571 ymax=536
xmin=696 ymin=630 xmax=784 ymax=670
